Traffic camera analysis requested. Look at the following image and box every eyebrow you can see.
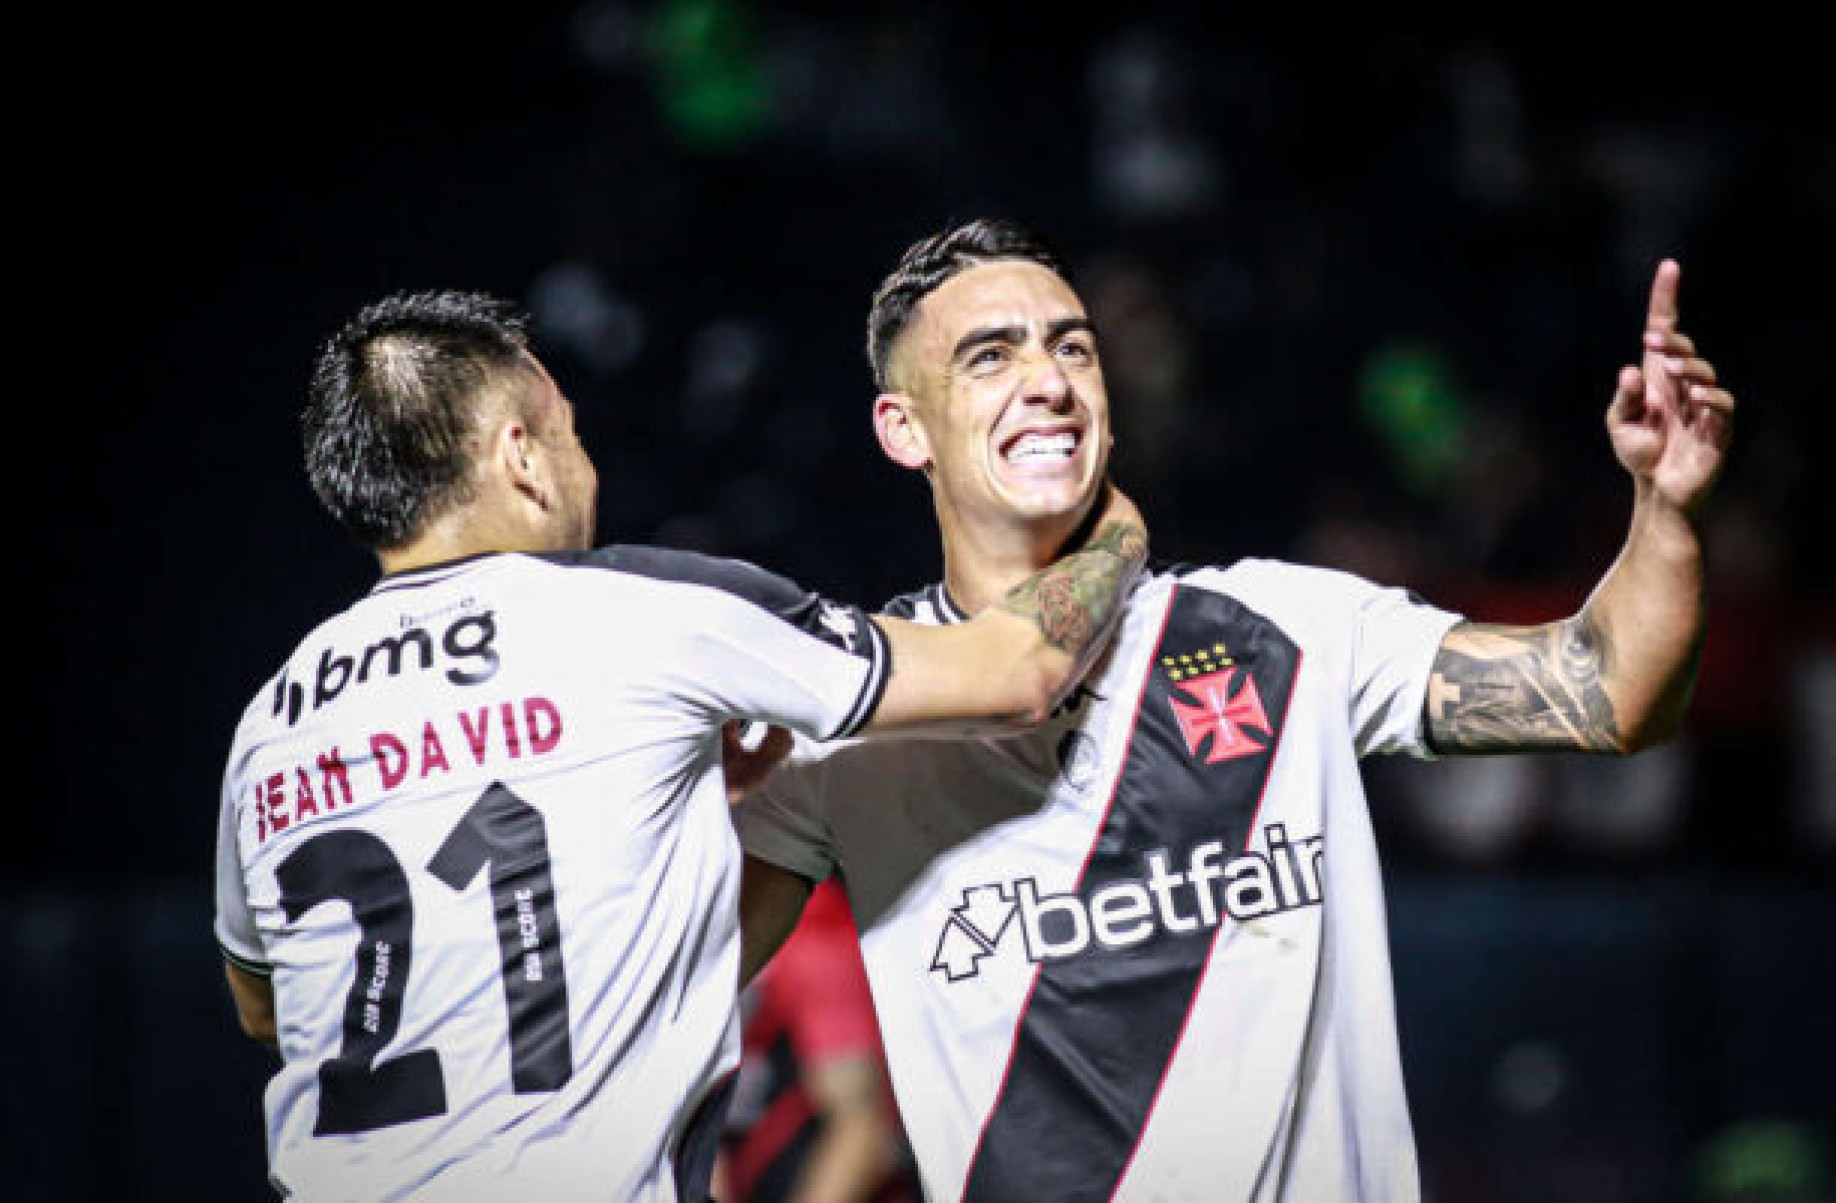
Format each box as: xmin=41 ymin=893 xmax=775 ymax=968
xmin=950 ymin=316 xmax=1096 ymax=362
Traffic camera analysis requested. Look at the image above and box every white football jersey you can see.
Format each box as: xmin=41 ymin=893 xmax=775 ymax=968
xmin=215 ymin=547 xmax=890 ymax=1202
xmin=735 ymin=559 xmax=1463 ymax=1202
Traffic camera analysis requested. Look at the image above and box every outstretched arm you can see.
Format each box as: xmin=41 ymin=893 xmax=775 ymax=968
xmin=1426 ymin=259 xmax=1735 ymax=754
xmin=861 ymin=480 xmax=1148 ymax=737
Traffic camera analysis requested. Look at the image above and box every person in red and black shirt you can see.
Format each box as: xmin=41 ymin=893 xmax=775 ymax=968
xmin=716 ymin=879 xmax=918 ymax=1203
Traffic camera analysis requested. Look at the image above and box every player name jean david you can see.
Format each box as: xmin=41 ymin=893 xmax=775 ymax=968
xmin=250 ymin=695 xmax=563 ymax=845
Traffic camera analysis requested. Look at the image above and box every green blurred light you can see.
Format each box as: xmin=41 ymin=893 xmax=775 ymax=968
xmin=1693 ymin=1119 xmax=1830 ymax=1201
xmin=645 ymin=0 xmax=773 ymax=153
xmin=1356 ymin=343 xmax=1470 ymax=494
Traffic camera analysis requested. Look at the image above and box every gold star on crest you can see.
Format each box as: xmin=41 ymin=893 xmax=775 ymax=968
xmin=1161 ymin=642 xmax=1235 ymax=681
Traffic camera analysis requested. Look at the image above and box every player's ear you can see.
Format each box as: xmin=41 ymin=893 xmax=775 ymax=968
xmin=874 ymin=392 xmax=932 ymax=471
xmin=493 ymin=417 xmax=547 ymax=506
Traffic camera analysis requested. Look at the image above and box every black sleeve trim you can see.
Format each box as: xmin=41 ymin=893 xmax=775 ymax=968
xmin=220 ymin=942 xmax=273 ymax=978
xmin=829 ymin=613 xmax=891 ymax=740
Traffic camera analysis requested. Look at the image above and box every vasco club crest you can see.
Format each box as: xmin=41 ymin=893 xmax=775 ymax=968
xmin=1161 ymin=644 xmax=1272 ymax=764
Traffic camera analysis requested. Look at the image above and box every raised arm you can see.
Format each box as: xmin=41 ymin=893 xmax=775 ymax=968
xmin=860 ymin=480 xmax=1148 ymax=737
xmin=1425 ymin=259 xmax=1735 ymax=755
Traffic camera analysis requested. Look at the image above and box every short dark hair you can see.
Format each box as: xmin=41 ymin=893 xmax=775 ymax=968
xmin=866 ymin=217 xmax=1071 ymax=392
xmin=303 ymin=289 xmax=537 ymax=550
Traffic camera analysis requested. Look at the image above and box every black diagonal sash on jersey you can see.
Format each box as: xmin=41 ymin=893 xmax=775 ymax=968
xmin=962 ymin=586 xmax=1300 ymax=1203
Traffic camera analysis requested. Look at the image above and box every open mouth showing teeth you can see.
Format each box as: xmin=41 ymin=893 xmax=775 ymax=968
xmin=1004 ymin=431 xmax=1078 ymax=463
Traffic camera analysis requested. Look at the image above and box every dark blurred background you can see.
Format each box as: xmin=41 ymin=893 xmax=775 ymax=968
xmin=17 ymin=4 xmax=1833 ymax=1200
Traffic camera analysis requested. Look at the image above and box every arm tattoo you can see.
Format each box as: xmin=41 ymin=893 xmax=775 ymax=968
xmin=1425 ymin=612 xmax=1622 ymax=753
xmin=998 ymin=519 xmax=1147 ymax=656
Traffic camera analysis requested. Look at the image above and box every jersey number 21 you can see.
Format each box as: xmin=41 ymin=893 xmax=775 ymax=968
xmin=276 ymin=782 xmax=573 ymax=1135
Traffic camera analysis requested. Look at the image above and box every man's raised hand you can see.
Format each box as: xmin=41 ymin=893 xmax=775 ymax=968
xmin=1606 ymin=258 xmax=1736 ymax=516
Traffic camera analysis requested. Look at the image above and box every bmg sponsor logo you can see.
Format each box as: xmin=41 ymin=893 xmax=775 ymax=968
xmin=930 ymin=824 xmax=1323 ymax=980
xmin=272 ymin=606 xmax=501 ymax=727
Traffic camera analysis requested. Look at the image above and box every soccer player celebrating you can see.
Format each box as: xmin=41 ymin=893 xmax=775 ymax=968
xmin=732 ymin=218 xmax=1733 ymax=1201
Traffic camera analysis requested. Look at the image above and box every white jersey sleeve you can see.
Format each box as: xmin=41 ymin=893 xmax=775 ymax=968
xmin=1221 ymin=559 xmax=1464 ymax=759
xmin=590 ymin=544 xmax=892 ymax=742
xmin=214 ymin=695 xmax=269 ymax=974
